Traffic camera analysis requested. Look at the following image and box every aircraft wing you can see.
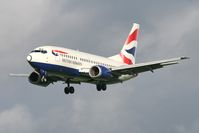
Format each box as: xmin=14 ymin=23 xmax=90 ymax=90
xmin=111 ymin=57 xmax=189 ymax=75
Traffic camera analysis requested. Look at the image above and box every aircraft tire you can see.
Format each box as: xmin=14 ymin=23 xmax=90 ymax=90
xmin=96 ymin=85 xmax=102 ymax=91
xmin=69 ymin=86 xmax=75 ymax=94
xmin=101 ymin=85 xmax=107 ymax=91
xmin=64 ymin=87 xmax=70 ymax=94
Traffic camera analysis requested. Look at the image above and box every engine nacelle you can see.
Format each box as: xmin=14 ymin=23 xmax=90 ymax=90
xmin=89 ymin=65 xmax=112 ymax=79
xmin=28 ymin=71 xmax=50 ymax=87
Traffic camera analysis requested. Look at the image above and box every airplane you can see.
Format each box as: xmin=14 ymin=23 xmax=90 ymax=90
xmin=11 ymin=23 xmax=189 ymax=94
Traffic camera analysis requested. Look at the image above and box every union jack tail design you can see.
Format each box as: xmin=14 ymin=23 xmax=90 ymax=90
xmin=109 ymin=23 xmax=139 ymax=65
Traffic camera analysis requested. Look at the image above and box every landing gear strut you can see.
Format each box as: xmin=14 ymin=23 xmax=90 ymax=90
xmin=64 ymin=81 xmax=75 ymax=94
xmin=96 ymin=84 xmax=107 ymax=91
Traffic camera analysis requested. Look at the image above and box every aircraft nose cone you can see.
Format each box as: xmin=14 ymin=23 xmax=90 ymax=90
xmin=27 ymin=55 xmax=32 ymax=62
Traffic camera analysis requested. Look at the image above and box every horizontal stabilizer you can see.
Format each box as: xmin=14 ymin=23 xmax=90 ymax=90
xmin=9 ymin=73 xmax=29 ymax=77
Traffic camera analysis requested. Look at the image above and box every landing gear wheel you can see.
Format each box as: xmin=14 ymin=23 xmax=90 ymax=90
xmin=64 ymin=87 xmax=70 ymax=94
xmin=97 ymin=85 xmax=102 ymax=91
xmin=101 ymin=85 xmax=107 ymax=91
xmin=69 ymin=86 xmax=75 ymax=94
xmin=64 ymin=80 xmax=75 ymax=95
xmin=96 ymin=84 xmax=107 ymax=91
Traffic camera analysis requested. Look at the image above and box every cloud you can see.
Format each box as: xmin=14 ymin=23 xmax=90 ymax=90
xmin=0 ymin=0 xmax=51 ymax=77
xmin=0 ymin=0 xmax=49 ymax=49
xmin=175 ymin=120 xmax=199 ymax=133
xmin=0 ymin=105 xmax=35 ymax=133
xmin=138 ymin=3 xmax=199 ymax=61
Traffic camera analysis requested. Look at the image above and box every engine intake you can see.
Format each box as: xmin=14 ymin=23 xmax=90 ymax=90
xmin=28 ymin=71 xmax=50 ymax=87
xmin=89 ymin=65 xmax=112 ymax=79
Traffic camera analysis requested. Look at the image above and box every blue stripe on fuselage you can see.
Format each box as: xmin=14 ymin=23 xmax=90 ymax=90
xmin=30 ymin=62 xmax=80 ymax=76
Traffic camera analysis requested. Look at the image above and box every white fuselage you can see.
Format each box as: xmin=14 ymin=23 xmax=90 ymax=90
xmin=27 ymin=46 xmax=135 ymax=84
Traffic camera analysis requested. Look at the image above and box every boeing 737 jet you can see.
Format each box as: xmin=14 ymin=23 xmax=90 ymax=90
xmin=11 ymin=23 xmax=188 ymax=94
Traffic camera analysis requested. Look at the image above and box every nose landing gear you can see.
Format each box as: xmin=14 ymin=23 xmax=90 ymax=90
xmin=64 ymin=80 xmax=75 ymax=95
xmin=64 ymin=86 xmax=74 ymax=94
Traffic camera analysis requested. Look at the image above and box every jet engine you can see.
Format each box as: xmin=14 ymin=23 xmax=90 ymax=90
xmin=28 ymin=71 xmax=50 ymax=87
xmin=89 ymin=65 xmax=112 ymax=79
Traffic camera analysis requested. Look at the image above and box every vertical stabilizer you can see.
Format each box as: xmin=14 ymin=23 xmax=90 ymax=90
xmin=109 ymin=23 xmax=139 ymax=65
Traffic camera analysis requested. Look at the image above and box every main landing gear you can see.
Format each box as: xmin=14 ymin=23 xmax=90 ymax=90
xmin=96 ymin=84 xmax=107 ymax=91
xmin=64 ymin=81 xmax=107 ymax=94
xmin=64 ymin=81 xmax=75 ymax=95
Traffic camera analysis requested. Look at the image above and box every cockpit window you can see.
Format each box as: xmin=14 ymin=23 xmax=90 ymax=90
xmin=31 ymin=49 xmax=47 ymax=54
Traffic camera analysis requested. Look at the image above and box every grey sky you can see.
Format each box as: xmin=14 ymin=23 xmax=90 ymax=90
xmin=0 ymin=0 xmax=198 ymax=133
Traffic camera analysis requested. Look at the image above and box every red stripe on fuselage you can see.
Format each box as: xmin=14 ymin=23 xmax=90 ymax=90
xmin=120 ymin=53 xmax=133 ymax=65
xmin=52 ymin=50 xmax=68 ymax=54
xmin=126 ymin=29 xmax=138 ymax=45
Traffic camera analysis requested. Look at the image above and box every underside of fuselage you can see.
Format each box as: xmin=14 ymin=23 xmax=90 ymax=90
xmin=29 ymin=61 xmax=131 ymax=85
